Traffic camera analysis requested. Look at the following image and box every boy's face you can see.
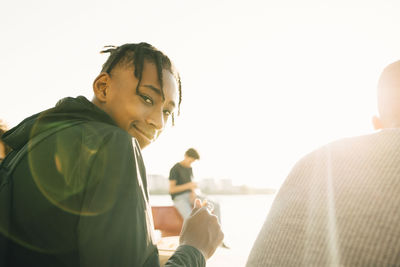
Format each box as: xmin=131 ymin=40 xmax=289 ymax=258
xmin=95 ymin=61 xmax=178 ymax=149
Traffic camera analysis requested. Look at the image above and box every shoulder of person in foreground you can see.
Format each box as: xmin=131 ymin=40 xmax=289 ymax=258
xmin=247 ymin=131 xmax=400 ymax=266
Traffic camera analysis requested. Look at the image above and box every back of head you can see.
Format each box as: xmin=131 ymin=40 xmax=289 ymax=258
xmin=185 ymin=148 xmax=200 ymax=160
xmin=377 ymin=60 xmax=400 ymax=127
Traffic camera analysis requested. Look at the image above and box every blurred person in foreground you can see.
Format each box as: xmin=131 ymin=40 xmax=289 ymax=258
xmin=246 ymin=60 xmax=400 ymax=266
xmin=0 ymin=43 xmax=223 ymax=267
xmin=0 ymin=121 xmax=12 ymax=163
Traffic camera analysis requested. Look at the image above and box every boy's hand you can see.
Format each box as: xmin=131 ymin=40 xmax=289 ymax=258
xmin=179 ymin=199 xmax=224 ymax=259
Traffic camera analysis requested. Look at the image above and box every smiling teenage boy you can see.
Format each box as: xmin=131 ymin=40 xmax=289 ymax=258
xmin=0 ymin=43 xmax=223 ymax=267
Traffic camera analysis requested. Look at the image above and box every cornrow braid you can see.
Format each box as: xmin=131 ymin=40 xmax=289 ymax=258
xmin=100 ymin=42 xmax=182 ymax=124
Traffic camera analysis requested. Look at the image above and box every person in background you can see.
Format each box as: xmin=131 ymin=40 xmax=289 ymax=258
xmin=0 ymin=43 xmax=223 ymax=267
xmin=0 ymin=120 xmax=11 ymax=163
xmin=246 ymin=60 xmax=400 ymax=266
xmin=169 ymin=148 xmax=228 ymax=248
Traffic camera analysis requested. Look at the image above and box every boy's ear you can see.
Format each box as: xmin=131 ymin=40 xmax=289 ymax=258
xmin=372 ymin=115 xmax=383 ymax=130
xmin=93 ymin=73 xmax=110 ymax=102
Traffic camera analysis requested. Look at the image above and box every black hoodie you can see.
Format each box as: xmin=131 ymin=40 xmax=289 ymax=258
xmin=0 ymin=96 xmax=205 ymax=267
xmin=3 ymin=96 xmax=116 ymax=150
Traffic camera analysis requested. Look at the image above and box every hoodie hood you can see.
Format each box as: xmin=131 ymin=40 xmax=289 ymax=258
xmin=3 ymin=96 xmax=117 ymax=150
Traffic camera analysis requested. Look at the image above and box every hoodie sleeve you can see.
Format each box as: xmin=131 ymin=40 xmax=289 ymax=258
xmin=75 ymin=128 xmax=206 ymax=267
xmin=76 ymin=129 xmax=159 ymax=267
xmin=164 ymin=245 xmax=206 ymax=267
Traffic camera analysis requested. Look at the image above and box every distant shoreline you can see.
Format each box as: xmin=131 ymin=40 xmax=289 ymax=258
xmin=150 ymin=188 xmax=277 ymax=195
xmin=147 ymin=174 xmax=277 ymax=196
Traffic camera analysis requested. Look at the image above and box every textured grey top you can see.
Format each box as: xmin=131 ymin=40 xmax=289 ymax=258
xmin=247 ymin=129 xmax=400 ymax=266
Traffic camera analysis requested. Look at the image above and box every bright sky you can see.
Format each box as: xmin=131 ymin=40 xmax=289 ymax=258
xmin=1 ymin=0 xmax=400 ymax=188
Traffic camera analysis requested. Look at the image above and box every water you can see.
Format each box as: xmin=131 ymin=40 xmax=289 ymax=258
xmin=150 ymin=194 xmax=276 ymax=267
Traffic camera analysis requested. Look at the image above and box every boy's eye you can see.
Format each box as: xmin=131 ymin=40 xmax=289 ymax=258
xmin=141 ymin=95 xmax=153 ymax=105
xmin=163 ymin=110 xmax=172 ymax=116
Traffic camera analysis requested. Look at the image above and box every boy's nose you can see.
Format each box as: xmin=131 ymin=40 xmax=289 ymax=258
xmin=146 ymin=109 xmax=164 ymax=131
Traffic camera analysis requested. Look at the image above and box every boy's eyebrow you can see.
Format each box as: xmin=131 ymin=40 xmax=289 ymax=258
xmin=142 ymin=84 xmax=176 ymax=107
xmin=142 ymin=84 xmax=162 ymax=95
